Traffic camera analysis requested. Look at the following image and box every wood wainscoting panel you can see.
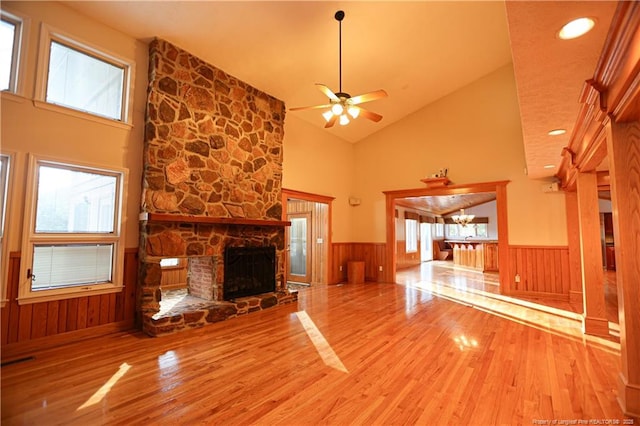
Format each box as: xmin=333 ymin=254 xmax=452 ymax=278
xmin=160 ymin=258 xmax=188 ymax=290
xmin=508 ymin=245 xmax=570 ymax=299
xmin=1 ymin=249 xmax=138 ymax=348
xmin=395 ymin=241 xmax=421 ymax=270
xmin=330 ymin=243 xmax=386 ymax=284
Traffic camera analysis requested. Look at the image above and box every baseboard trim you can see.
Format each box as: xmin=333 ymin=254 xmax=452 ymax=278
xmin=507 ymin=290 xmax=569 ymax=302
xmin=1 ymin=320 xmax=136 ymax=362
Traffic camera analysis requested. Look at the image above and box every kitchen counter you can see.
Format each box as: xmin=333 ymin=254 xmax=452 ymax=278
xmin=445 ymin=240 xmax=499 ymax=272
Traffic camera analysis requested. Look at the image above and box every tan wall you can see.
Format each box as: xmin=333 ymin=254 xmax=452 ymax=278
xmin=1 ymin=1 xmax=147 ymax=250
xmin=351 ymin=64 xmax=568 ymax=245
xmin=1 ymin=3 xmax=568 ymax=257
xmin=282 ymin=116 xmax=355 ymax=242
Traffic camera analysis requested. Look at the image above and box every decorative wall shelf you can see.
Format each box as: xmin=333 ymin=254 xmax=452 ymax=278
xmin=140 ymin=212 xmax=291 ymax=227
xmin=420 ymin=177 xmax=451 ymax=188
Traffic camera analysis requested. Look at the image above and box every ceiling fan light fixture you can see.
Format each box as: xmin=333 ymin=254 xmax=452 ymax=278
xmin=558 ymin=17 xmax=595 ymax=40
xmin=288 ymin=10 xmax=387 ymax=129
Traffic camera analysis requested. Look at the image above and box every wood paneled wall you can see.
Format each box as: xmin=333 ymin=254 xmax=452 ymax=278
xmin=330 ymin=243 xmax=386 ymax=284
xmin=396 ymin=241 xmax=421 ymax=270
xmin=161 ymin=258 xmax=188 ymax=290
xmin=287 ymin=200 xmax=329 ymax=284
xmin=1 ymin=248 xmax=138 ymax=348
xmin=507 ymin=246 xmax=570 ymax=299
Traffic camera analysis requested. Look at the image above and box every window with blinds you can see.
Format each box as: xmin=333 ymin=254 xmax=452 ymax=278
xmin=19 ymin=156 xmax=127 ymax=304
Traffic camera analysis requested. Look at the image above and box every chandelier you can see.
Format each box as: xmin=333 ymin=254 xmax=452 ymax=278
xmin=452 ymin=209 xmax=475 ymax=227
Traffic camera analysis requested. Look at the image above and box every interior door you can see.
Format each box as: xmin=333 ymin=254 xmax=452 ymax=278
xmin=287 ymin=213 xmax=312 ymax=283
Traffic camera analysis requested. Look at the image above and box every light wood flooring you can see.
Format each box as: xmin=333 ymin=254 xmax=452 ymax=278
xmin=1 ymin=262 xmax=632 ymax=425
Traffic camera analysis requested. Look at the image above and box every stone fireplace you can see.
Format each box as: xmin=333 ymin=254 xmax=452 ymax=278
xmin=138 ymin=38 xmax=296 ymax=336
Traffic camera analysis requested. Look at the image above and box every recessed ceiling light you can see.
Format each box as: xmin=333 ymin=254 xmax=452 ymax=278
xmin=543 ymin=164 xmax=556 ymax=169
xmin=559 ymin=17 xmax=595 ymax=40
xmin=548 ymin=129 xmax=566 ymax=136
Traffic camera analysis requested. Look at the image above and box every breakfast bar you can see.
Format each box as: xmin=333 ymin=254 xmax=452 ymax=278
xmin=444 ymin=240 xmax=499 ymax=272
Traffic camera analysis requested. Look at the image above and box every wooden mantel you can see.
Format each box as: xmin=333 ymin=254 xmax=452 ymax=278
xmin=140 ymin=212 xmax=291 ymax=227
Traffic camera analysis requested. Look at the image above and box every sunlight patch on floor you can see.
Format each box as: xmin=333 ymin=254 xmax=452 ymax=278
xmin=295 ymin=310 xmax=348 ymax=373
xmin=409 ymin=280 xmax=620 ymax=354
xmin=77 ymin=362 xmax=131 ymax=411
xmin=154 ymin=293 xmax=186 ymax=319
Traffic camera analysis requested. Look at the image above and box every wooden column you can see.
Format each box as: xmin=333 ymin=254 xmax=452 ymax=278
xmin=564 ymin=191 xmax=583 ymax=304
xmin=576 ymin=171 xmax=608 ymax=336
xmin=606 ymin=120 xmax=640 ymax=418
xmin=495 ymin=183 xmax=510 ymax=294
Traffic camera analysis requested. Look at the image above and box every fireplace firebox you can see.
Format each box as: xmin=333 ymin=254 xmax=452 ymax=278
xmin=224 ymin=246 xmax=276 ymax=300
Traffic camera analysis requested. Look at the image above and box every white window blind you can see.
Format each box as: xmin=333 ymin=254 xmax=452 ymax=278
xmin=32 ymin=244 xmax=113 ymax=290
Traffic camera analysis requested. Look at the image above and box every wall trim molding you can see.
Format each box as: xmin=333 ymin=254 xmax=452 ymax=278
xmin=1 ymin=320 xmax=135 ymax=362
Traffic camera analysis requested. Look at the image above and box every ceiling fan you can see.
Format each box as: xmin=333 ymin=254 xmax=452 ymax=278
xmin=289 ymin=10 xmax=388 ymax=128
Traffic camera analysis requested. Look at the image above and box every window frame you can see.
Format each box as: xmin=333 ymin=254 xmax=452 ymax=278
xmin=434 ymin=223 xmax=444 ymax=239
xmin=0 ymin=9 xmax=28 ymax=96
xmin=34 ymin=23 xmax=134 ymax=127
xmin=0 ymin=152 xmax=14 ymax=308
xmin=405 ymin=218 xmax=418 ymax=253
xmin=19 ymin=154 xmax=128 ymax=304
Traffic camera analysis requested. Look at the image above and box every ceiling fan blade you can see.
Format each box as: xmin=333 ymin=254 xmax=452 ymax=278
xmin=350 ymin=89 xmax=388 ymax=105
xmin=324 ymin=114 xmax=338 ymax=128
xmin=356 ymin=106 xmax=383 ymax=123
xmin=289 ymin=104 xmax=332 ymax=112
xmin=316 ymin=84 xmax=339 ymax=101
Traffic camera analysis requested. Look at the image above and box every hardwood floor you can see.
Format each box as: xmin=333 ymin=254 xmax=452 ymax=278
xmin=2 ymin=262 xmax=632 ymax=425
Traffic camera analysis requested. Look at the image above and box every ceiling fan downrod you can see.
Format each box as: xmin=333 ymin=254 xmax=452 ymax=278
xmin=335 ymin=10 xmax=346 ymax=98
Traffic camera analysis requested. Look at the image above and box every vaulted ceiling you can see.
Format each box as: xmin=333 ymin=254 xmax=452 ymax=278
xmin=62 ymin=0 xmax=618 ymax=214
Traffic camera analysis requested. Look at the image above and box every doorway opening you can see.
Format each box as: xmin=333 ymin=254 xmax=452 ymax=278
xmin=282 ymin=189 xmax=334 ymax=287
xmin=383 ymin=180 xmax=510 ymax=293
